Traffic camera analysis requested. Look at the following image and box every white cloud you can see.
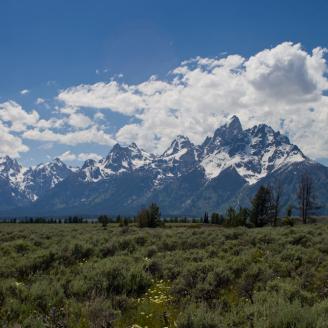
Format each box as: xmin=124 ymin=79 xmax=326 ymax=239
xmin=58 ymin=150 xmax=102 ymax=162
xmin=36 ymin=97 xmax=46 ymax=105
xmin=2 ymin=42 xmax=328 ymax=162
xmin=66 ymin=112 xmax=93 ymax=129
xmin=77 ymin=152 xmax=102 ymax=161
xmin=23 ymin=126 xmax=115 ymax=146
xmin=243 ymin=43 xmax=327 ymax=104
xmin=20 ymin=89 xmax=30 ymax=95
xmin=56 ymin=42 xmax=328 ymax=159
xmin=0 ymin=122 xmax=29 ymax=158
xmin=57 ymin=81 xmax=145 ymax=115
xmin=58 ymin=150 xmax=76 ymax=162
xmin=94 ymin=112 xmax=105 ymax=121
xmin=36 ymin=117 xmax=65 ymax=129
xmin=0 ymin=101 xmax=39 ymax=132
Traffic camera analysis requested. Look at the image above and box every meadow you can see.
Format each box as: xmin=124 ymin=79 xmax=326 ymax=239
xmin=1 ymin=222 xmax=328 ymax=327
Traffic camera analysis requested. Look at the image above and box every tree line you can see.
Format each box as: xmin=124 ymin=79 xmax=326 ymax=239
xmin=201 ymin=172 xmax=320 ymax=227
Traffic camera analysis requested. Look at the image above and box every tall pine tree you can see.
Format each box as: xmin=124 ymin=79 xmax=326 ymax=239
xmin=250 ymin=186 xmax=272 ymax=227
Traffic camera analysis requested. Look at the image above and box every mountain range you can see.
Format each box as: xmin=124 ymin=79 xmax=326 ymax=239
xmin=1 ymin=116 xmax=327 ymax=217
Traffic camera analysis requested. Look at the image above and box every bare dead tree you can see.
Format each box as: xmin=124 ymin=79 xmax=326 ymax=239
xmin=297 ymin=173 xmax=316 ymax=224
xmin=269 ymin=180 xmax=283 ymax=226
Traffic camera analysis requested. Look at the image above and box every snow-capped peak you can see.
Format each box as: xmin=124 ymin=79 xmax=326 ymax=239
xmin=0 ymin=156 xmax=22 ymax=174
xmin=80 ymin=143 xmax=154 ymax=182
xmin=0 ymin=116 xmax=312 ymax=204
xmin=200 ymin=117 xmax=306 ymax=184
xmin=162 ymin=135 xmax=194 ymax=159
xmin=0 ymin=156 xmax=74 ymax=202
xmin=103 ymin=143 xmax=153 ymax=170
xmin=213 ymin=115 xmax=243 ymax=140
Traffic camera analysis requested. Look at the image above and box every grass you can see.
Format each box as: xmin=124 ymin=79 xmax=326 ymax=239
xmin=1 ymin=222 xmax=328 ymax=327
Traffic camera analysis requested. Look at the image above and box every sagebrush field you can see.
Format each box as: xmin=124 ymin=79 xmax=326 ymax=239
xmin=2 ymin=223 xmax=328 ymax=327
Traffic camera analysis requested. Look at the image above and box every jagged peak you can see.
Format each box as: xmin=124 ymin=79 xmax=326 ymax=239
xmin=173 ymin=135 xmax=192 ymax=145
xmin=128 ymin=142 xmax=139 ymax=149
xmin=82 ymin=159 xmax=97 ymax=169
xmin=213 ymin=115 xmax=243 ymax=140
xmin=226 ymin=115 xmax=242 ymax=129
xmin=175 ymin=135 xmax=190 ymax=141
xmin=250 ymin=123 xmax=274 ymax=134
xmin=36 ymin=157 xmax=67 ymax=170
xmin=104 ymin=143 xmax=127 ymax=161
xmin=0 ymin=155 xmax=21 ymax=172
xmin=162 ymin=135 xmax=194 ymax=157
xmin=247 ymin=123 xmax=294 ymax=147
xmin=53 ymin=157 xmax=66 ymax=166
xmin=128 ymin=142 xmax=145 ymax=154
xmin=0 ymin=155 xmax=19 ymax=164
xmin=107 ymin=142 xmax=152 ymax=159
xmin=110 ymin=143 xmax=124 ymax=152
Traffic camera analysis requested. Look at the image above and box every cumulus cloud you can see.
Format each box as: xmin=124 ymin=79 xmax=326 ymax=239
xmin=0 ymin=121 xmax=29 ymax=158
xmin=66 ymin=112 xmax=93 ymax=129
xmin=2 ymin=42 xmax=328 ymax=161
xmin=23 ymin=126 xmax=115 ymax=146
xmin=243 ymin=43 xmax=327 ymax=103
xmin=58 ymin=150 xmax=102 ymax=162
xmin=20 ymin=89 xmax=30 ymax=95
xmin=56 ymin=42 xmax=328 ymax=159
xmin=94 ymin=112 xmax=105 ymax=121
xmin=0 ymin=101 xmax=39 ymax=132
xmin=58 ymin=150 xmax=76 ymax=162
xmin=36 ymin=97 xmax=46 ymax=105
xmin=57 ymin=81 xmax=145 ymax=115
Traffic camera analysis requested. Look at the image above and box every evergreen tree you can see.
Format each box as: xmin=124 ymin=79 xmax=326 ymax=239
xmin=136 ymin=203 xmax=161 ymax=228
xmin=211 ymin=212 xmax=219 ymax=224
xmin=203 ymin=211 xmax=209 ymax=224
xmin=149 ymin=203 xmax=161 ymax=227
xmin=118 ymin=216 xmax=129 ymax=227
xmin=211 ymin=212 xmax=224 ymax=225
xmin=250 ymin=186 xmax=272 ymax=227
xmin=98 ymin=215 xmax=109 ymax=229
xmin=286 ymin=204 xmax=293 ymax=218
xmin=225 ymin=207 xmax=247 ymax=227
xmin=238 ymin=207 xmax=250 ymax=226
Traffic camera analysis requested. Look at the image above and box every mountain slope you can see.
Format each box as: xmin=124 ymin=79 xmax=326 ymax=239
xmin=199 ymin=116 xmax=306 ymax=184
xmin=0 ymin=157 xmax=74 ymax=208
xmin=1 ymin=116 xmax=327 ymax=217
xmin=233 ymin=160 xmax=328 ymax=214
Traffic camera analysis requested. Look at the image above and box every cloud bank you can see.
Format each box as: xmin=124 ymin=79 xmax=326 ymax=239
xmin=0 ymin=42 xmax=328 ymax=161
xmin=58 ymin=151 xmax=102 ymax=162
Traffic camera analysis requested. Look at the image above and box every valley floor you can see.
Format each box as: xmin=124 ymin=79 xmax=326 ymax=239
xmin=1 ymin=222 xmax=328 ymax=327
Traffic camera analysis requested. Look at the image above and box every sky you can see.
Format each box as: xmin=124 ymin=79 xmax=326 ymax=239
xmin=1 ymin=0 xmax=328 ymax=166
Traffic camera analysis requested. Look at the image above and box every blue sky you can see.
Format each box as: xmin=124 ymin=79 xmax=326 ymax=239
xmin=1 ymin=0 xmax=328 ymax=166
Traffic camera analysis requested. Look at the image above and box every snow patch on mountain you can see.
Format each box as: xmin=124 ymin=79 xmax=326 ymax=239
xmin=0 ymin=116 xmax=311 ymax=208
xmin=80 ymin=143 xmax=155 ymax=182
xmin=199 ymin=119 xmax=306 ymax=184
xmin=0 ymin=157 xmax=74 ymax=201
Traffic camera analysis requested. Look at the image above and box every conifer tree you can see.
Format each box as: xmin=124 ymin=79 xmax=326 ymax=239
xmin=250 ymin=186 xmax=272 ymax=227
xmin=203 ymin=211 xmax=209 ymax=224
xmin=136 ymin=203 xmax=161 ymax=228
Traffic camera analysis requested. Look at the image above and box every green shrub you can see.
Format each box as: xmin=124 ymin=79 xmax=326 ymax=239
xmin=1 ymin=223 xmax=328 ymax=327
